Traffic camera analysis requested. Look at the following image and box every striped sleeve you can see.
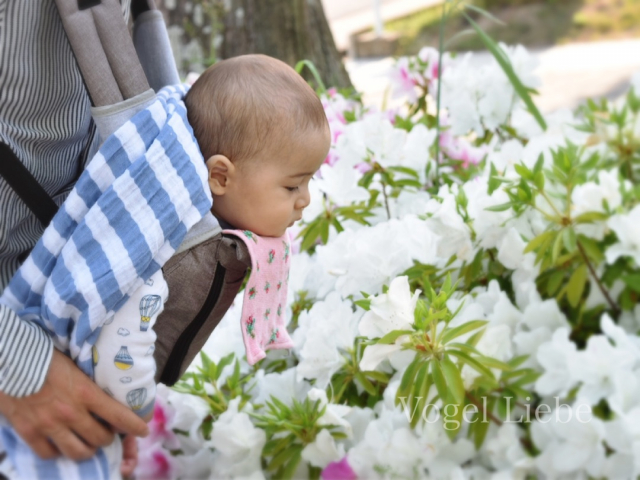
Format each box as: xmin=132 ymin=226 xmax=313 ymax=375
xmin=0 ymin=0 xmax=127 ymax=397
xmin=0 ymin=305 xmax=53 ymax=397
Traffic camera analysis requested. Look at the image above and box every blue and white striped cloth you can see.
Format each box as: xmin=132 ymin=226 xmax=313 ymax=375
xmin=0 ymin=84 xmax=212 ymax=479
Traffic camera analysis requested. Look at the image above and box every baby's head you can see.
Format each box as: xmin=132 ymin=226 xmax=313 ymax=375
xmin=186 ymin=54 xmax=330 ymax=237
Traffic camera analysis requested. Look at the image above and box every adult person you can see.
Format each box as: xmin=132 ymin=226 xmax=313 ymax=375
xmin=0 ymin=0 xmax=148 ymax=475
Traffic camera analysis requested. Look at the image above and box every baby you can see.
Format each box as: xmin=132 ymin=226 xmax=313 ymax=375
xmin=3 ymin=54 xmax=330 ymax=479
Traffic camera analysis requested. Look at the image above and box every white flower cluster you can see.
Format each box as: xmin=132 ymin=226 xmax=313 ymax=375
xmin=137 ymin=45 xmax=640 ymax=480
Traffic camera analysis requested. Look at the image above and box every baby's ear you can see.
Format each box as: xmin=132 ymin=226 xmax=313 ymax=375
xmin=205 ymin=155 xmax=234 ymax=195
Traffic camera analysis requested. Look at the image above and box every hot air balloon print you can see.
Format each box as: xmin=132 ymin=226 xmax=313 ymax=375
xmin=139 ymin=294 xmax=162 ymax=332
xmin=92 ymin=345 xmax=99 ymax=366
xmin=114 ymin=346 xmax=134 ymax=370
xmin=126 ymin=388 xmax=147 ymax=411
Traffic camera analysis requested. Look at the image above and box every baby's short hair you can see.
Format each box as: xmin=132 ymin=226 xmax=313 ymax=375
xmin=185 ymin=54 xmax=328 ymax=164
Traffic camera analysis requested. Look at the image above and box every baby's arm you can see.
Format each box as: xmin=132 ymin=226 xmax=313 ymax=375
xmin=92 ymin=270 xmax=168 ymax=421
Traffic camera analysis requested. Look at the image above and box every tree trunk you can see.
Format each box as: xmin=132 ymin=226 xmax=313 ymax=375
xmin=221 ymin=0 xmax=352 ymax=90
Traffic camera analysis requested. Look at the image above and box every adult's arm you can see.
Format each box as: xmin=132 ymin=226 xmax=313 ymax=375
xmin=0 ymin=305 xmax=54 ymax=397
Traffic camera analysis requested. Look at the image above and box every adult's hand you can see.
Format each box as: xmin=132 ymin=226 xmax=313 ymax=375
xmin=0 ymin=349 xmax=148 ymax=461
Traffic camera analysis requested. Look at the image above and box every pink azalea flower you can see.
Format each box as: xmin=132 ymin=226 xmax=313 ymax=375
xmin=146 ymin=397 xmax=181 ymax=450
xmin=322 ymin=457 xmax=357 ymax=480
xmin=354 ymin=162 xmax=373 ymax=174
xmin=439 ymin=131 xmax=487 ymax=168
xmin=390 ymin=57 xmax=418 ymax=102
xmin=134 ymin=441 xmax=177 ymax=480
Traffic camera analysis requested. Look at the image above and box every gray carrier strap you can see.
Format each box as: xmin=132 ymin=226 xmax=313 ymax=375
xmin=153 ymin=232 xmax=251 ymax=386
xmin=54 ymin=0 xmax=181 ymax=141
xmin=54 ymin=0 xmax=150 ymax=106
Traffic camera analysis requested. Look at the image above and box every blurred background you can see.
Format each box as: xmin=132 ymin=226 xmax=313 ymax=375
xmin=156 ymin=0 xmax=640 ymax=112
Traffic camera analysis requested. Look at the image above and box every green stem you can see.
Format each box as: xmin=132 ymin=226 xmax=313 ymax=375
xmin=381 ymin=181 xmax=391 ymax=219
xmin=539 ymin=189 xmax=564 ymax=220
xmin=576 ymin=241 xmax=620 ymax=315
xmin=465 ymin=392 xmax=502 ymax=425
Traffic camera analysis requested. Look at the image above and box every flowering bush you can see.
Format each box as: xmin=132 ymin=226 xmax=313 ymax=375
xmin=136 ymin=42 xmax=640 ymax=480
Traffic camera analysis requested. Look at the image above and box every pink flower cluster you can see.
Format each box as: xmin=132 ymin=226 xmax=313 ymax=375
xmin=390 ymin=47 xmax=443 ymax=101
xmin=135 ymin=398 xmax=180 ymax=480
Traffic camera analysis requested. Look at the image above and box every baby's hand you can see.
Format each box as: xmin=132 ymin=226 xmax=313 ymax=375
xmin=120 ymin=434 xmax=138 ymax=478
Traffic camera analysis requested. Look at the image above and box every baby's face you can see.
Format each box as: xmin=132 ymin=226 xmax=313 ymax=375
xmin=212 ymin=128 xmax=330 ymax=237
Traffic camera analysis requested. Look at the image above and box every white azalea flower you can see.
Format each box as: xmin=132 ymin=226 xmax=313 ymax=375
xmin=426 ymin=191 xmax=474 ymax=262
xmin=359 ymin=276 xmax=419 ymax=338
xmin=301 ymin=428 xmax=345 ymax=468
xmin=252 ymin=367 xmax=310 ymax=407
xmin=307 ymin=388 xmax=352 ymax=436
xmin=607 ymin=204 xmax=640 ymax=265
xmin=531 ymin=404 xmax=606 ymax=479
xmin=208 ymin=398 xmax=266 ymax=480
xmin=315 ymin=161 xmax=369 ymax=207
xmin=534 ymin=328 xmax=578 ymax=397
xmin=569 ymin=335 xmax=636 ymax=406
xmin=294 ymin=292 xmax=361 ymax=388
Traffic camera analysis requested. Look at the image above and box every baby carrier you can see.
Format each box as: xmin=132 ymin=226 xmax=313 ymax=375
xmin=0 ymin=0 xmax=250 ymax=386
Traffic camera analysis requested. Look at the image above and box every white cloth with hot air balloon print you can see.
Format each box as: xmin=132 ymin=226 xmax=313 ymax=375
xmin=93 ymin=270 xmax=168 ymax=418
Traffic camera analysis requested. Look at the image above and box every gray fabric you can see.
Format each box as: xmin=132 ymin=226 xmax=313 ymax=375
xmin=133 ymin=10 xmax=181 ymax=92
xmin=154 ymin=232 xmax=251 ymax=385
xmin=91 ymin=88 xmax=156 ymax=142
xmin=175 ymin=212 xmax=221 ymax=255
xmin=54 ymin=0 xmax=149 ymax=106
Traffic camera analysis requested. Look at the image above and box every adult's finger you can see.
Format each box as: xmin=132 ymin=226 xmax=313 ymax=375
xmin=84 ymin=386 xmax=149 ymax=437
xmin=16 ymin=430 xmax=58 ymax=460
xmin=45 ymin=427 xmax=96 ymax=461
xmin=68 ymin=411 xmax=115 ymax=449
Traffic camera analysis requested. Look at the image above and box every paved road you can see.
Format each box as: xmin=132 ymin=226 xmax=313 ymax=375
xmin=345 ymin=38 xmax=640 ymax=113
xmin=321 ymin=0 xmax=443 ymax=51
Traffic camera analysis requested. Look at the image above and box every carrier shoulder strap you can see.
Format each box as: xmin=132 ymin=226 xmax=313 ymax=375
xmin=0 ymin=143 xmax=58 ymax=226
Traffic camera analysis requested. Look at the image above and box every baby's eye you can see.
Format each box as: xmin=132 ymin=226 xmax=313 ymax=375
xmin=285 ymin=186 xmax=299 ymax=192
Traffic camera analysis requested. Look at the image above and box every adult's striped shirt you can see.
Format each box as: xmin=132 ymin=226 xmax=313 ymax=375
xmin=0 ymin=0 xmax=129 ymax=397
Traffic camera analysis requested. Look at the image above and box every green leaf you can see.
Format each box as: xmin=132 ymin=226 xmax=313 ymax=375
xmin=431 ymin=359 xmax=448 ymax=402
xmin=410 ymin=362 xmax=431 ymax=428
xmin=514 ymin=163 xmax=532 ymax=181
xmin=365 ymin=370 xmax=391 ymax=383
xmin=355 ymin=371 xmax=378 ymax=396
xmin=464 ymin=3 xmax=506 ymax=25
xmin=551 ymin=232 xmax=563 ymax=265
xmin=441 ymin=355 xmax=465 ymax=404
xmin=480 ymin=356 xmax=511 ymax=371
xmin=511 ymin=370 xmax=540 ymax=387
xmin=546 ymin=270 xmax=565 ymax=296
xmin=269 ymin=443 xmax=302 ymax=472
xmin=533 ymin=171 xmax=545 ymax=191
xmin=448 ymin=349 xmax=494 ymax=379
xmin=396 ymin=354 xmax=421 ymax=405
xmin=488 ymin=163 xmax=501 ymax=195
xmin=472 ymin=396 xmax=494 ymax=449
xmin=462 ymin=12 xmax=547 ymax=131
xmin=573 ymin=211 xmax=609 ymax=224
xmin=577 ymin=236 xmax=604 ymax=263
xmin=294 ymin=60 xmax=326 ymax=93
xmin=622 ymin=274 xmax=640 ymax=293
xmin=441 ymin=320 xmax=488 ymax=344
xmin=485 ymin=202 xmax=512 ymax=212
xmin=562 ymin=227 xmax=577 ymax=253
xmin=524 ymin=231 xmax=554 ymax=254
xmin=566 ymin=263 xmax=588 ymax=308
xmin=354 ymin=298 xmax=371 ymax=311
xmin=280 ymin=447 xmax=303 ymax=480
xmin=377 ymin=329 xmax=414 ymax=345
